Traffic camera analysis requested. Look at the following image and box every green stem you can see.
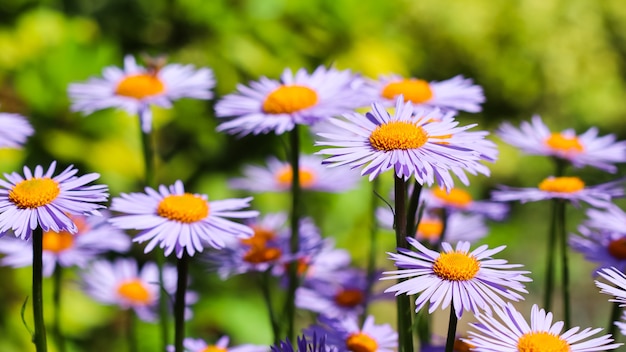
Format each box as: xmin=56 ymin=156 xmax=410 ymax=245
xmin=260 ymin=271 xmax=281 ymax=344
xmin=52 ymin=266 xmax=66 ymax=352
xmin=394 ymin=176 xmax=413 ymax=352
xmin=174 ymin=254 xmax=189 ymax=352
xmin=435 ymin=208 xmax=450 ymax=250
xmin=609 ymin=301 xmax=621 ymax=338
xmin=363 ymin=177 xmax=380 ymax=322
xmin=543 ymin=199 xmax=558 ymax=312
xmin=127 ymin=310 xmax=138 ymax=352
xmin=444 ymin=305 xmax=458 ymax=352
xmin=405 ymin=181 xmax=423 ymax=239
xmin=32 ymin=227 xmax=47 ymax=352
xmin=556 ymin=200 xmax=570 ymax=328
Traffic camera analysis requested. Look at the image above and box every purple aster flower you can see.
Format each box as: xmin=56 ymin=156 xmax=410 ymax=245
xmin=316 ymin=97 xmax=486 ymax=190
xmin=596 ymin=266 xmax=626 ymax=306
xmin=0 ymin=112 xmax=34 ymax=148
xmin=465 ymin=303 xmax=622 ymax=351
xmin=497 ymin=115 xmax=626 ymax=173
xmin=271 ymin=333 xmax=336 ymax=352
xmin=583 ymin=204 xmax=626 ymax=235
xmin=299 ymin=238 xmax=352 ymax=287
xmin=0 ymin=212 xmax=130 ymax=276
xmin=424 ymin=187 xmax=509 ymax=221
xmin=570 ymin=225 xmax=626 ymax=274
xmin=215 ymin=66 xmax=364 ymax=136
xmin=68 ymin=55 xmax=215 ymax=133
xmin=306 ymin=315 xmax=397 ymax=352
xmin=491 ymin=176 xmax=624 ymax=208
xmin=0 ymin=161 xmax=108 ymax=240
xmin=362 ymin=74 xmax=485 ymax=113
xmin=166 ymin=336 xmax=269 ymax=352
xmin=382 ymin=239 xmax=531 ymax=318
xmin=229 ymin=154 xmax=361 ymax=193
xmin=109 ymin=180 xmax=258 ymax=258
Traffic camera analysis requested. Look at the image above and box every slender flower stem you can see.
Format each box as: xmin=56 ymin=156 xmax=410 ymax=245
xmin=127 ymin=310 xmax=138 ymax=352
xmin=363 ymin=177 xmax=380 ymax=322
xmin=435 ymin=208 xmax=449 ymax=250
xmin=609 ymin=301 xmax=621 ymax=338
xmin=174 ymin=253 xmax=189 ymax=352
xmin=444 ymin=305 xmax=458 ymax=352
xmin=260 ymin=270 xmax=281 ymax=344
xmin=556 ymin=200 xmax=570 ymax=328
xmin=32 ymin=226 xmax=48 ymax=352
xmin=285 ymin=126 xmax=301 ymax=341
xmin=543 ymin=199 xmax=559 ymax=312
xmin=52 ymin=267 xmax=66 ymax=352
xmin=394 ymin=176 xmax=413 ymax=352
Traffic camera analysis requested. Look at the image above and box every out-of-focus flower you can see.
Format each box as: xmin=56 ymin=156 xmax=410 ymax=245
xmin=362 ymin=74 xmax=485 ymax=113
xmin=0 ymin=161 xmax=108 ymax=239
xmin=466 ymin=303 xmax=621 ymax=351
xmin=0 ymin=212 xmax=130 ymax=276
xmin=229 ymin=154 xmax=361 ymax=193
xmin=570 ymin=225 xmax=626 ymax=274
xmin=583 ymin=204 xmax=626 ymax=235
xmin=110 ymin=180 xmax=258 ymax=258
xmin=306 ymin=315 xmax=397 ymax=352
xmin=68 ymin=55 xmax=215 ymax=132
xmin=271 ymin=333 xmax=336 ymax=352
xmin=424 ymin=187 xmax=509 ymax=221
xmin=166 ymin=336 xmax=268 ymax=352
xmin=0 ymin=112 xmax=34 ymax=148
xmin=497 ymin=115 xmax=626 ymax=173
xmin=382 ymin=239 xmax=531 ymax=318
xmin=216 ymin=66 xmax=363 ymax=136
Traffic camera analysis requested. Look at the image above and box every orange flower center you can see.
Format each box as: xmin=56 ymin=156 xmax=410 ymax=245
xmin=608 ymin=238 xmax=626 ymax=259
xmin=432 ymin=251 xmax=480 ymax=281
xmin=538 ymin=177 xmax=585 ymax=193
xmin=117 ymin=279 xmax=153 ymax=305
xmin=42 ymin=231 xmax=74 ymax=253
xmin=262 ymin=85 xmax=318 ymax=114
xmin=517 ymin=331 xmax=569 ymax=352
xmin=243 ymin=246 xmax=282 ymax=264
xmin=115 ymin=74 xmax=166 ymax=99
xmin=157 ymin=193 xmax=209 ymax=223
xmin=544 ymin=133 xmax=584 ymax=153
xmin=381 ymin=79 xmax=433 ymax=103
xmin=240 ymin=226 xmax=276 ymax=247
xmin=9 ymin=178 xmax=61 ymax=209
xmin=345 ymin=332 xmax=378 ymax=352
xmin=275 ymin=166 xmax=317 ymax=188
xmin=334 ymin=288 xmax=365 ymax=308
xmin=369 ymin=121 xmax=428 ymax=151
xmin=432 ymin=188 xmax=473 ymax=208
xmin=201 ymin=346 xmax=227 ymax=352
xmin=453 ymin=338 xmax=475 ymax=352
xmin=416 ymin=219 xmax=443 ymax=240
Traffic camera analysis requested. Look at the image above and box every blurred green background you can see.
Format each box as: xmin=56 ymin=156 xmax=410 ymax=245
xmin=2 ymin=0 xmax=626 ymax=350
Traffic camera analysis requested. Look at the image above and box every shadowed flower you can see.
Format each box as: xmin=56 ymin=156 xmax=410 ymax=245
xmin=363 ymin=74 xmax=485 ymax=113
xmin=316 ymin=97 xmax=486 ymax=190
xmin=109 ymin=180 xmax=258 ymax=258
xmin=216 ymin=66 xmax=363 ymax=136
xmin=68 ymin=55 xmax=215 ymax=132
xmin=465 ymin=303 xmax=621 ymax=351
xmin=306 ymin=315 xmax=397 ymax=352
xmin=497 ymin=115 xmax=626 ymax=173
xmin=229 ymin=154 xmax=361 ymax=193
xmin=0 ymin=112 xmax=34 ymax=148
xmin=0 ymin=161 xmax=108 ymax=240
xmin=271 ymin=333 xmax=336 ymax=352
xmin=167 ymin=336 xmax=269 ymax=352
xmin=382 ymin=239 xmax=531 ymax=318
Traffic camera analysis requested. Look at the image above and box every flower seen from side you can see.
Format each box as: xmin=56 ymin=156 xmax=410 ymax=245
xmin=0 ymin=112 xmax=34 ymax=149
xmin=465 ymin=303 xmax=622 ymax=351
xmin=306 ymin=315 xmax=397 ymax=352
xmin=68 ymin=55 xmax=215 ymax=132
xmin=215 ymin=66 xmax=364 ymax=136
xmin=424 ymin=187 xmax=509 ymax=220
xmin=497 ymin=115 xmax=626 ymax=173
xmin=166 ymin=336 xmax=269 ymax=352
xmin=0 ymin=161 xmax=108 ymax=240
xmin=569 ymin=226 xmax=626 ymax=274
xmin=109 ymin=180 xmax=258 ymax=258
xmin=382 ymin=239 xmax=531 ymax=318
xmin=229 ymin=154 xmax=361 ymax=193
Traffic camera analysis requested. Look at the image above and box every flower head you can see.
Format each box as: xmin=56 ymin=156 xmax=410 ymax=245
xmin=596 ymin=266 xmax=626 ymax=306
xmin=570 ymin=225 xmax=626 ymax=274
xmin=316 ymin=98 xmax=486 ymax=190
xmin=216 ymin=66 xmax=363 ymax=136
xmin=229 ymin=154 xmax=361 ymax=193
xmin=0 ymin=112 xmax=34 ymax=149
xmin=382 ymin=239 xmax=531 ymax=318
xmin=109 ymin=180 xmax=258 ymax=258
xmin=68 ymin=55 xmax=215 ymax=132
xmin=167 ymin=336 xmax=269 ymax=352
xmin=497 ymin=115 xmax=626 ymax=173
xmin=465 ymin=303 xmax=621 ymax=351
xmin=306 ymin=315 xmax=397 ymax=352
xmin=425 ymin=187 xmax=509 ymax=220
xmin=363 ymin=74 xmax=485 ymax=113
xmin=0 ymin=161 xmax=108 ymax=240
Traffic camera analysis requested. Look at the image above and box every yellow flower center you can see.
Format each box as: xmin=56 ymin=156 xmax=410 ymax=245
xmin=608 ymin=238 xmax=626 ymax=260
xmin=381 ymin=79 xmax=433 ymax=103
xmin=334 ymin=288 xmax=365 ymax=308
xmin=117 ymin=279 xmax=153 ymax=305
xmin=9 ymin=178 xmax=61 ymax=209
xmin=345 ymin=332 xmax=378 ymax=352
xmin=275 ymin=166 xmax=317 ymax=188
xmin=544 ymin=133 xmax=584 ymax=153
xmin=538 ymin=177 xmax=585 ymax=193
xmin=432 ymin=251 xmax=480 ymax=281
xmin=432 ymin=188 xmax=473 ymax=208
xmin=416 ymin=219 xmax=443 ymax=240
xmin=42 ymin=231 xmax=74 ymax=253
xmin=262 ymin=85 xmax=318 ymax=114
xmin=115 ymin=74 xmax=166 ymax=99
xmin=369 ymin=121 xmax=428 ymax=151
xmin=201 ymin=346 xmax=227 ymax=352
xmin=156 ymin=193 xmax=209 ymax=223
xmin=517 ymin=331 xmax=569 ymax=352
